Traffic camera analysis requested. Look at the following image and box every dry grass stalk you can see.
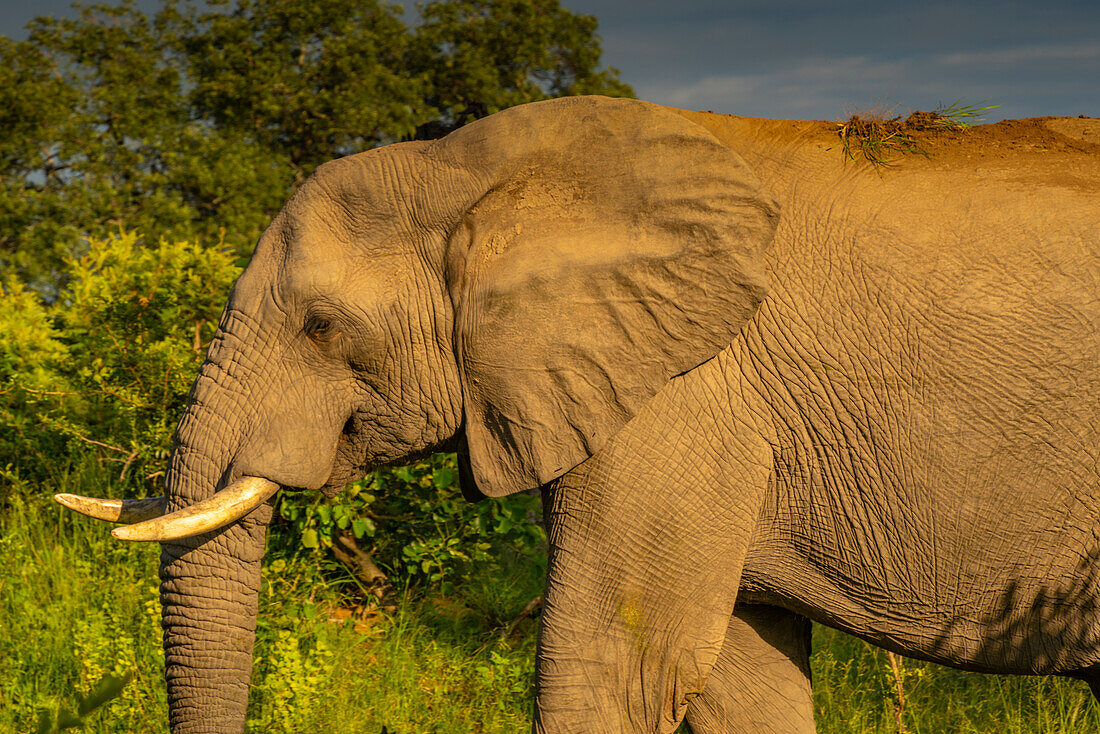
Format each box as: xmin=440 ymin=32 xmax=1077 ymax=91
xmin=887 ymin=650 xmax=909 ymax=733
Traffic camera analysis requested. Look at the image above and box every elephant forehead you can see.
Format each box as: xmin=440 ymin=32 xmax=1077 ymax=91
xmin=283 ymin=143 xmax=433 ymax=241
xmin=279 ymin=251 xmax=409 ymax=302
xmin=278 ymin=202 xmax=408 ymax=254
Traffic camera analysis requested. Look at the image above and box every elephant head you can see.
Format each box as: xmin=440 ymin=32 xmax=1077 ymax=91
xmin=56 ymin=96 xmax=778 ymax=732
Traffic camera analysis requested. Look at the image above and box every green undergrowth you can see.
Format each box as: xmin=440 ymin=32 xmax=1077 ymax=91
xmin=0 ymin=476 xmax=545 ymax=734
xmin=812 ymin=626 xmax=1100 ymax=733
xmin=3 ymin=480 xmax=1098 ymax=733
xmin=247 ymin=525 xmax=545 ymax=733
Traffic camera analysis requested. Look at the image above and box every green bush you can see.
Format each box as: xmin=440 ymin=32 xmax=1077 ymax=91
xmin=275 ymin=454 xmax=545 ymax=592
xmin=0 ymin=278 xmax=70 ymax=488
xmin=0 ymin=230 xmax=240 ymax=494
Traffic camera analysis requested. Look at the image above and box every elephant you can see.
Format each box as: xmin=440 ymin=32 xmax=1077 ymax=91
xmin=56 ymin=95 xmax=1100 ymax=733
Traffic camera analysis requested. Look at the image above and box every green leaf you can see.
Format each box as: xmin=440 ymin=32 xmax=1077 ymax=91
xmin=431 ymin=465 xmax=456 ymax=489
xmin=301 ymin=528 xmax=319 ymax=549
xmin=35 ymin=709 xmax=53 ymax=734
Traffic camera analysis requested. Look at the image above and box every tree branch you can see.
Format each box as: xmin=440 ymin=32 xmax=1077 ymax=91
xmin=331 ymin=532 xmax=391 ymax=603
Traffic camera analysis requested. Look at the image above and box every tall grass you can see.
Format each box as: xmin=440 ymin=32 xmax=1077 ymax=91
xmin=0 ymin=465 xmax=543 ymax=733
xmin=812 ymin=627 xmax=1099 ymax=733
xmin=2 ymin=468 xmax=1097 ymax=732
xmin=0 ymin=474 xmax=165 ymax=732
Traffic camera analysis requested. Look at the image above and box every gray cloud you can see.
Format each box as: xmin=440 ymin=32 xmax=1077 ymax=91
xmin=935 ymin=42 xmax=1100 ymax=66
xmin=2 ymin=0 xmax=1096 ymax=121
xmin=567 ymin=0 xmax=1100 ymax=120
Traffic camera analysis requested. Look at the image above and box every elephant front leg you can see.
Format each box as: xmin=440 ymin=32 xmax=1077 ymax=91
xmin=534 ymin=389 xmax=773 ymax=733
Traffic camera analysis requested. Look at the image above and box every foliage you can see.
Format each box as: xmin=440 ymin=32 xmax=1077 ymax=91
xmin=0 ymin=490 xmax=545 ymax=733
xmin=811 ymin=625 xmax=1100 ymax=733
xmin=1 ymin=0 xmax=617 ymax=578
xmin=0 ymin=280 xmax=70 ymax=478
xmin=0 ymin=489 xmax=166 ymax=732
xmin=834 ymin=110 xmax=929 ymax=168
xmin=0 ymin=4 xmax=285 ymax=288
xmin=0 ymin=279 xmax=68 ymax=386
xmin=410 ymin=0 xmax=633 ymax=128
xmin=0 ymin=225 xmax=539 ymax=592
xmin=0 ymin=230 xmax=240 ymax=493
xmin=932 ymin=100 xmax=1000 ymax=129
xmin=276 ymin=453 xmax=547 ymax=593
xmin=168 ymin=0 xmax=425 ymax=180
xmin=0 ymin=0 xmax=632 ymax=288
xmin=35 ymin=674 xmax=133 ymax=734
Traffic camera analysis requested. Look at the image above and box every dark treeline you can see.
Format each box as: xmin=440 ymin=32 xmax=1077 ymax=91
xmin=0 ymin=0 xmax=632 ymax=289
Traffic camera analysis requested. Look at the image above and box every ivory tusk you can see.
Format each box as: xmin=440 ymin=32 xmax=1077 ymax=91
xmin=54 ymin=494 xmax=167 ymax=524
xmin=111 ymin=476 xmax=280 ymax=542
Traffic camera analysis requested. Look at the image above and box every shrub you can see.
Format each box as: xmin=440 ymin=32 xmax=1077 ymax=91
xmin=0 ymin=230 xmax=240 ymax=493
xmin=275 ymin=454 xmax=545 ymax=593
xmin=0 ymin=278 xmax=71 ymax=490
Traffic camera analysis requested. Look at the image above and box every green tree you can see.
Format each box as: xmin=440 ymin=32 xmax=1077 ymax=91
xmin=410 ymin=0 xmax=633 ymax=133
xmin=166 ymin=0 xmax=427 ymax=181
xmin=0 ymin=0 xmax=632 ymax=291
xmin=0 ymin=2 xmax=286 ymax=288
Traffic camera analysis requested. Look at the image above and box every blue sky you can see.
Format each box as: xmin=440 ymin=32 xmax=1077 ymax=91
xmin=3 ymin=0 xmax=1097 ymax=121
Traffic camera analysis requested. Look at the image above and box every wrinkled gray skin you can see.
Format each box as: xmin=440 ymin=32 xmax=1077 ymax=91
xmin=156 ymin=96 xmax=1100 ymax=733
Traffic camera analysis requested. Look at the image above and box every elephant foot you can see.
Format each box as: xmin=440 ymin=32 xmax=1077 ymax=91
xmin=685 ymin=604 xmax=815 ymax=734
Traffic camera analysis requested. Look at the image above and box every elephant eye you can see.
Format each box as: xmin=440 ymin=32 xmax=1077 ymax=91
xmin=304 ymin=314 xmax=338 ymax=343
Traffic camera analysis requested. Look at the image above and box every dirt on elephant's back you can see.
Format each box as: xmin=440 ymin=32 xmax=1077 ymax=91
xmin=674 ymin=107 xmax=1100 ymax=190
xmin=922 ymin=116 xmax=1100 ymax=153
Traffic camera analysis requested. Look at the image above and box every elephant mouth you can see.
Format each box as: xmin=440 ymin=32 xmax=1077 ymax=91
xmin=54 ymin=475 xmax=280 ymax=542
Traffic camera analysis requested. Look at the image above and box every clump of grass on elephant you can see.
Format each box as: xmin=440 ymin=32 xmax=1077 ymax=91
xmin=833 ymin=100 xmax=1000 ymax=167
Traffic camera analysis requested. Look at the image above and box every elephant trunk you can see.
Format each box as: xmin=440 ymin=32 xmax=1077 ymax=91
xmin=158 ymin=341 xmax=272 ymax=734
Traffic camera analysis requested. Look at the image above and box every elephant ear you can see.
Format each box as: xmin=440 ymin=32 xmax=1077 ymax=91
xmin=435 ymin=96 xmax=779 ymax=497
